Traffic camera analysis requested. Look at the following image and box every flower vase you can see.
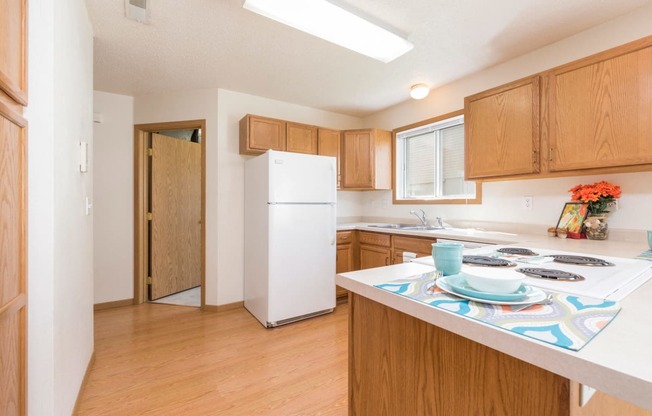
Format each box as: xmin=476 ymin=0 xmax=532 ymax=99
xmin=585 ymin=215 xmax=608 ymax=240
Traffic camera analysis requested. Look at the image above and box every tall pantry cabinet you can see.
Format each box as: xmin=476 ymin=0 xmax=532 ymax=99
xmin=0 ymin=1 xmax=28 ymax=414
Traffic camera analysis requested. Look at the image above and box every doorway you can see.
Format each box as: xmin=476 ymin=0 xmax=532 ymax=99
xmin=134 ymin=120 xmax=206 ymax=309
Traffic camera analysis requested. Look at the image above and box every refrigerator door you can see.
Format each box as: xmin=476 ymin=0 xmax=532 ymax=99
xmin=267 ymin=203 xmax=336 ymax=324
xmin=268 ymin=150 xmax=336 ymax=204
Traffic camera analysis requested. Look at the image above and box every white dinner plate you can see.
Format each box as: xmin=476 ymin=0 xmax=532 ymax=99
xmin=435 ymin=276 xmax=547 ymax=306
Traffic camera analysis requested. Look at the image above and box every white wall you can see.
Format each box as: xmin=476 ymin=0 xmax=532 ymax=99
xmin=361 ymin=5 xmax=652 ymax=232
xmin=93 ymin=92 xmax=135 ymax=304
xmin=131 ymin=88 xmax=362 ymax=306
xmin=215 ymin=89 xmax=362 ymax=304
xmin=26 ymin=0 xmax=56 ymax=413
xmin=52 ymin=0 xmax=95 ymax=413
xmin=27 ymin=0 xmax=95 ymax=414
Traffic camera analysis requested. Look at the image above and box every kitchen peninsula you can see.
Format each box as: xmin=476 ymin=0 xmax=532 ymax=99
xmin=336 ymin=236 xmax=652 ymax=415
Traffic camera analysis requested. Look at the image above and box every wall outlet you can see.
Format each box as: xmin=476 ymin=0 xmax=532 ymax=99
xmin=522 ymin=196 xmax=533 ymax=210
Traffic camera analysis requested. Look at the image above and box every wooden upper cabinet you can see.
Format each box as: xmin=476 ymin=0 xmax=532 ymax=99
xmin=318 ymin=128 xmax=341 ymax=188
xmin=341 ymin=129 xmax=392 ymax=190
xmin=0 ymin=0 xmax=27 ymax=105
xmin=465 ymin=76 xmax=541 ymax=179
xmin=286 ymin=122 xmax=318 ymax=154
xmin=548 ymin=40 xmax=652 ymax=172
xmin=239 ymin=114 xmax=286 ymax=155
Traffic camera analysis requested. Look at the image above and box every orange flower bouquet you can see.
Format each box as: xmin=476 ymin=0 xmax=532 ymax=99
xmin=568 ymin=181 xmax=621 ymax=216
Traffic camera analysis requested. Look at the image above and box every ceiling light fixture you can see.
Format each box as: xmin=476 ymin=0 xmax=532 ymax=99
xmin=242 ymin=0 xmax=413 ymax=63
xmin=410 ymin=84 xmax=429 ymax=100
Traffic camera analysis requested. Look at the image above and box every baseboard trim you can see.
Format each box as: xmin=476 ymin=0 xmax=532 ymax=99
xmin=72 ymin=351 xmax=95 ymax=414
xmin=202 ymin=301 xmax=244 ymax=312
xmin=94 ymin=298 xmax=134 ymax=311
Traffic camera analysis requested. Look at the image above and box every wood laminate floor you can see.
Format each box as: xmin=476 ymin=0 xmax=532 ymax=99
xmin=75 ymin=303 xmax=348 ymax=415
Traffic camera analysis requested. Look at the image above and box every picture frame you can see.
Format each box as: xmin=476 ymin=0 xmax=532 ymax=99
xmin=556 ymin=202 xmax=589 ymax=238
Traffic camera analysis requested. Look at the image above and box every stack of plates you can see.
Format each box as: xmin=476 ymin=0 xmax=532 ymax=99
xmin=436 ymin=274 xmax=547 ymax=305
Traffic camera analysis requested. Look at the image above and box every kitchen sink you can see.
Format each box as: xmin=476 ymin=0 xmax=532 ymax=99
xmin=368 ymin=224 xmax=446 ymax=231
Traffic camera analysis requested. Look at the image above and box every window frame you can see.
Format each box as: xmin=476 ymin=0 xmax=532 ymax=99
xmin=392 ymin=109 xmax=482 ymax=205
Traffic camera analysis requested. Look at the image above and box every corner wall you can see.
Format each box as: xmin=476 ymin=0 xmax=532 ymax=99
xmin=215 ymin=89 xmax=362 ymax=304
xmin=52 ymin=0 xmax=95 ymax=413
xmin=93 ymin=92 xmax=135 ymax=304
xmin=361 ymin=5 xmax=652 ymax=232
xmin=132 ymin=88 xmax=362 ymax=306
xmin=27 ymin=0 xmax=95 ymax=414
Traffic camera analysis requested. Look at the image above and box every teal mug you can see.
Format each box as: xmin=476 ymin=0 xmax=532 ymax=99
xmin=432 ymin=242 xmax=464 ymax=276
xmin=648 ymin=230 xmax=652 ymax=250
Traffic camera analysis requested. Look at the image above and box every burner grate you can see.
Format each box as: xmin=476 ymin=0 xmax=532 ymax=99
xmin=463 ymin=256 xmax=515 ymax=267
xmin=517 ymin=267 xmax=585 ymax=281
xmin=497 ymin=247 xmax=538 ymax=256
xmin=549 ymin=254 xmax=614 ymax=266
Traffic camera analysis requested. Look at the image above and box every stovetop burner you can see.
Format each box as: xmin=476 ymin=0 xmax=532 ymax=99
xmin=497 ymin=247 xmax=538 ymax=256
xmin=463 ymin=256 xmax=516 ymax=267
xmin=549 ymin=254 xmax=614 ymax=266
xmin=517 ymin=267 xmax=585 ymax=281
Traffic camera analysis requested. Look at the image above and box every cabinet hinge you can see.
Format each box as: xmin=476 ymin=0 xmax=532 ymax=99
xmin=549 ymin=147 xmax=553 ymax=162
xmin=147 ymin=148 xmax=153 ymax=156
xmin=146 ymin=212 xmax=153 ymax=221
xmin=146 ymin=276 xmax=152 ymax=285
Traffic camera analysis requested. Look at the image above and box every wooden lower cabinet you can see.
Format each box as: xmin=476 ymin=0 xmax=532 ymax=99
xmin=358 ymin=232 xmax=437 ymax=269
xmin=358 ymin=231 xmax=391 ymax=270
xmin=349 ymin=294 xmax=651 ymax=416
xmin=392 ymin=235 xmax=436 ymax=264
xmin=359 ymin=245 xmax=391 ymax=269
xmin=335 ymin=231 xmax=356 ymax=299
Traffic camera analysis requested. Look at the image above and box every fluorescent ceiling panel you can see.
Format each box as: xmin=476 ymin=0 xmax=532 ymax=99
xmin=243 ymin=0 xmax=414 ymax=63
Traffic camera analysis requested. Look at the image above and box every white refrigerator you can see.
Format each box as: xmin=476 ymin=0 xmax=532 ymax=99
xmin=244 ymin=150 xmax=337 ymax=327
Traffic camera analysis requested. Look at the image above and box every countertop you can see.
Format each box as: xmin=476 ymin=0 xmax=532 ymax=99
xmin=336 ymin=235 xmax=652 ymax=411
xmin=337 ymin=222 xmax=650 ymax=256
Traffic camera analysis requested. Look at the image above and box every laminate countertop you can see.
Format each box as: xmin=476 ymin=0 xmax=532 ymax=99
xmin=336 ymin=237 xmax=652 ymax=411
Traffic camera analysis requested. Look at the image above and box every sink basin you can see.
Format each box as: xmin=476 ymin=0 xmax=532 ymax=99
xmin=368 ymin=224 xmax=446 ymax=231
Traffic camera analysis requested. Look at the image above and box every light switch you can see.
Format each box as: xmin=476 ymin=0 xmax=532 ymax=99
xmin=80 ymin=142 xmax=88 ymax=173
xmin=85 ymin=197 xmax=92 ymax=216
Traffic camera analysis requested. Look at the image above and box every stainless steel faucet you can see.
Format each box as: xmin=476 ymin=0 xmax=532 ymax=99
xmin=410 ymin=209 xmax=429 ymax=226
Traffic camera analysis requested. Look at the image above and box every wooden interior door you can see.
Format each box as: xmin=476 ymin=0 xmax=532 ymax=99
xmin=149 ymin=133 xmax=201 ymax=300
xmin=1 ymin=0 xmax=28 ymax=414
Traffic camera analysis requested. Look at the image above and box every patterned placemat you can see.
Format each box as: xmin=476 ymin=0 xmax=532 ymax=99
xmin=375 ymin=271 xmax=621 ymax=351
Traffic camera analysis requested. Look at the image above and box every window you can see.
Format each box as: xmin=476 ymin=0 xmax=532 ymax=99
xmin=394 ymin=110 xmax=480 ymax=204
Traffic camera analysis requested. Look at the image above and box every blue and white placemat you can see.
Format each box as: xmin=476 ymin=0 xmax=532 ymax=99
xmin=375 ymin=271 xmax=621 ymax=351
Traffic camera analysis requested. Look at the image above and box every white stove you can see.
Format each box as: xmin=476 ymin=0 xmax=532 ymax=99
xmin=413 ymin=245 xmax=652 ymax=301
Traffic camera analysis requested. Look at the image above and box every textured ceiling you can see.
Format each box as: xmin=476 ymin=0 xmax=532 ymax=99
xmin=87 ymin=0 xmax=652 ymax=117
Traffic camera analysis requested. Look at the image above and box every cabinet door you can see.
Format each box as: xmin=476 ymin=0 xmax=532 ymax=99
xmin=318 ymin=128 xmax=340 ymax=188
xmin=360 ymin=245 xmax=391 ymax=270
xmin=287 ymin=122 xmax=318 ymax=155
xmin=465 ymin=76 xmax=540 ymax=179
xmin=0 ymin=2 xmax=27 ymax=414
xmin=239 ymin=114 xmax=286 ymax=155
xmin=336 ymin=245 xmax=353 ymax=273
xmin=341 ymin=129 xmax=392 ymax=190
xmin=336 ymin=245 xmax=352 ymax=299
xmin=548 ymin=43 xmax=652 ymax=171
xmin=342 ymin=130 xmax=374 ymax=189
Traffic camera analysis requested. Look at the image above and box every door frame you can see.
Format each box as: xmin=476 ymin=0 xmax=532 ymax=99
xmin=133 ymin=120 xmax=206 ymax=309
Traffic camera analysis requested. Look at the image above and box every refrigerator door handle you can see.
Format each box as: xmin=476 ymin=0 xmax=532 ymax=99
xmin=330 ymin=204 xmax=336 ymax=246
xmin=330 ymin=161 xmax=337 ymax=203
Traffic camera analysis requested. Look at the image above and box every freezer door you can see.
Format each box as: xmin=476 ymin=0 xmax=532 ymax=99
xmin=268 ymin=204 xmax=336 ymax=323
xmin=268 ymin=150 xmax=336 ymax=203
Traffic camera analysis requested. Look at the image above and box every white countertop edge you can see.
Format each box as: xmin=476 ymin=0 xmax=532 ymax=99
xmin=337 ymin=263 xmax=652 ymax=411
